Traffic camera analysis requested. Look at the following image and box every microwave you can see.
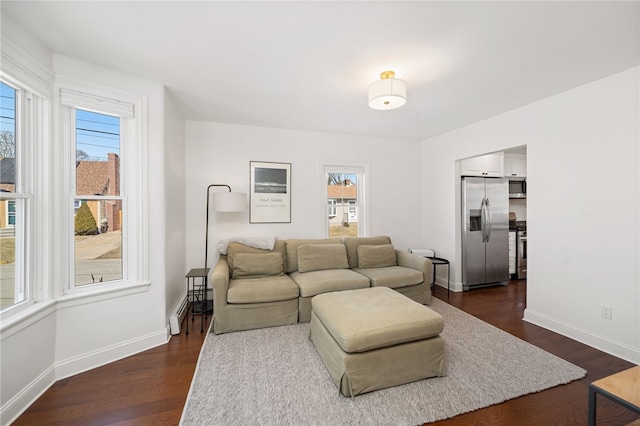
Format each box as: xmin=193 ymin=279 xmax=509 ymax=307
xmin=509 ymin=179 xmax=526 ymax=199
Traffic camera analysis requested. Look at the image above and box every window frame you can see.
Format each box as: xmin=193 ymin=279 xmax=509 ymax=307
xmin=69 ymin=108 xmax=125 ymax=287
xmin=55 ymin=78 xmax=149 ymax=298
xmin=320 ymin=159 xmax=370 ymax=238
xmin=0 ymin=77 xmax=40 ymax=313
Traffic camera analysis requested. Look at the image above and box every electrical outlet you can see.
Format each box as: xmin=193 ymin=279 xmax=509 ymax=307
xmin=601 ymin=305 xmax=612 ymax=320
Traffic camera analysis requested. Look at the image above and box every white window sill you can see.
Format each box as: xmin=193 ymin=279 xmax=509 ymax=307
xmin=57 ymin=281 xmax=151 ymax=310
xmin=0 ymin=281 xmax=151 ymax=340
xmin=0 ymin=300 xmax=57 ymax=340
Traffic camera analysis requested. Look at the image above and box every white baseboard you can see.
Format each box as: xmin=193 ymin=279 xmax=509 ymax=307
xmin=1 ymin=365 xmax=55 ymax=426
xmin=434 ymin=280 xmax=460 ymax=292
xmin=523 ymin=308 xmax=640 ymax=364
xmin=55 ymin=328 xmax=168 ymax=381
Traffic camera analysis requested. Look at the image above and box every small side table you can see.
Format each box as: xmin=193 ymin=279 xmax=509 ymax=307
xmin=185 ymin=268 xmax=211 ymax=334
xmin=588 ymin=365 xmax=640 ymax=425
xmin=428 ymin=257 xmax=450 ymax=298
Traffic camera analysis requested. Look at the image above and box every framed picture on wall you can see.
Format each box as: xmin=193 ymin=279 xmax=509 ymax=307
xmin=250 ymin=161 xmax=291 ymax=223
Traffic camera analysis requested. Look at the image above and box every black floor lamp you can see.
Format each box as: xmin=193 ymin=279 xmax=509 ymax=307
xmin=204 ymin=184 xmax=247 ymax=269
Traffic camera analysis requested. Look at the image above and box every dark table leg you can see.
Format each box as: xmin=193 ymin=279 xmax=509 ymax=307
xmin=201 ymin=276 xmax=205 ymax=333
xmin=185 ymin=278 xmax=190 ymax=335
xmin=447 ymin=263 xmax=450 ymax=299
xmin=588 ymin=385 xmax=596 ymax=426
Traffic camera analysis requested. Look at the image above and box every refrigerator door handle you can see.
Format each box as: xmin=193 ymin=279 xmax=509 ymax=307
xmin=485 ymin=198 xmax=492 ymax=242
xmin=480 ymin=198 xmax=487 ymax=242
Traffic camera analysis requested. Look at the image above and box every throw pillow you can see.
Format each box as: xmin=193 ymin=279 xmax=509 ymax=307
xmin=297 ymin=244 xmax=349 ymax=272
xmin=232 ymin=252 xmax=284 ymax=279
xmin=357 ymin=244 xmax=397 ymax=268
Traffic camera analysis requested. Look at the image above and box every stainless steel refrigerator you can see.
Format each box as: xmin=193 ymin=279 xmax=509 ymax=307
xmin=461 ymin=177 xmax=509 ymax=290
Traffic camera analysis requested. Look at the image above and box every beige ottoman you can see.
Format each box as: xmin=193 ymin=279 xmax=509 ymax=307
xmin=310 ymin=286 xmax=445 ymax=397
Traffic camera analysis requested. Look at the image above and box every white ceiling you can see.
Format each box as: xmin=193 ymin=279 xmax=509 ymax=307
xmin=2 ymin=1 xmax=639 ymax=141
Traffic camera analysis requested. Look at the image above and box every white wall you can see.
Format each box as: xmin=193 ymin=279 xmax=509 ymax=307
xmin=421 ymin=67 xmax=640 ymax=363
xmin=164 ymin=90 xmax=187 ymax=320
xmin=184 ymin=122 xmax=423 ymax=271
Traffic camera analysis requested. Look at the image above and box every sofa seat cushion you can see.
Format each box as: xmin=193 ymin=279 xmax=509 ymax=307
xmin=290 ymin=269 xmax=370 ymax=298
xmin=311 ymin=287 xmax=444 ymax=353
xmin=227 ymin=275 xmax=299 ymax=304
xmin=353 ymin=266 xmax=423 ymax=289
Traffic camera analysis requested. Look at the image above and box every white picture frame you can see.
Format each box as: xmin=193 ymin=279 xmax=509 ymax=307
xmin=249 ymin=161 xmax=291 ymax=223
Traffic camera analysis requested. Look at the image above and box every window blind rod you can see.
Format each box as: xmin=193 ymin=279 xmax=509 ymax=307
xmin=60 ymin=88 xmax=134 ymax=119
xmin=324 ymin=166 xmax=365 ymax=174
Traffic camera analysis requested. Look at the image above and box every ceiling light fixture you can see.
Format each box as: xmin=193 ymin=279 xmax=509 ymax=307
xmin=368 ymin=70 xmax=407 ymax=110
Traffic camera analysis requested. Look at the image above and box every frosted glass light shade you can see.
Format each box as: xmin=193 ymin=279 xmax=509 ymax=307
xmin=368 ymin=77 xmax=407 ymax=110
xmin=212 ymin=191 xmax=247 ymax=212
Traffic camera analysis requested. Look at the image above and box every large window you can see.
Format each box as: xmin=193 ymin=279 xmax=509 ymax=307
xmin=60 ymin=87 xmax=141 ymax=291
xmin=323 ymin=162 xmax=368 ymax=238
xmin=73 ymin=109 xmax=122 ymax=286
xmin=0 ymin=81 xmax=26 ymax=310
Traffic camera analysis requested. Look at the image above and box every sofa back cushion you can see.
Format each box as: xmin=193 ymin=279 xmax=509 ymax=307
xmin=227 ymin=240 xmax=287 ymax=273
xmin=344 ymin=236 xmax=392 ymax=268
xmin=285 ymin=238 xmax=343 ymax=273
xmin=231 ymin=252 xmax=284 ymax=279
xmin=357 ymin=244 xmax=397 ymax=269
xmin=297 ymin=244 xmax=349 ymax=273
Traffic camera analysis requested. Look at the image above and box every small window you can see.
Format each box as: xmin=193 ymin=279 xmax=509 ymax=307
xmin=322 ymin=162 xmax=368 ymax=238
xmin=327 ymin=199 xmax=336 ymax=218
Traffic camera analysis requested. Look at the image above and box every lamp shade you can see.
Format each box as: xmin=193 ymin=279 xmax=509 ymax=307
xmin=368 ymin=71 xmax=407 ymax=110
xmin=212 ymin=191 xmax=247 ymax=212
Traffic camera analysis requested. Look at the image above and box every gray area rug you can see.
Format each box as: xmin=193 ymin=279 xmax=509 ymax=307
xmin=180 ymin=298 xmax=586 ymax=425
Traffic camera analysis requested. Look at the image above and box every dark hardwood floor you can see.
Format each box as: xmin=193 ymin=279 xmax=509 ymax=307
xmin=13 ymin=314 xmax=212 ymax=426
xmin=430 ymin=281 xmax=638 ymax=426
xmin=14 ymin=280 xmax=638 ymax=425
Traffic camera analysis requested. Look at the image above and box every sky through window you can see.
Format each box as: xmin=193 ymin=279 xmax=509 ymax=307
xmin=76 ymin=109 xmax=120 ymax=161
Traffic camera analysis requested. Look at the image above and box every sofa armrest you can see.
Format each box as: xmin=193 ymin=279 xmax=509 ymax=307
xmin=211 ymin=256 xmax=230 ymax=309
xmin=395 ymin=250 xmax=433 ymax=284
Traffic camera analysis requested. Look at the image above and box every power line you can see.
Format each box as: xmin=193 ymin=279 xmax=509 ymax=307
xmin=77 ymin=118 xmax=119 ymax=128
xmin=77 ymin=141 xmax=120 ymax=150
xmin=77 ymin=127 xmax=119 ymax=137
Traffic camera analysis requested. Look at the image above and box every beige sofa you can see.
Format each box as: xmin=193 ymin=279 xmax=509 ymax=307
xmin=210 ymin=236 xmax=433 ymax=334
